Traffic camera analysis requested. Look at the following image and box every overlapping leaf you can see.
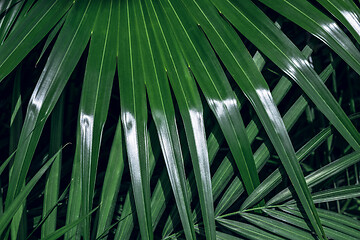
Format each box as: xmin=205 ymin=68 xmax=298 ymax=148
xmin=0 ymin=0 xmax=360 ymax=239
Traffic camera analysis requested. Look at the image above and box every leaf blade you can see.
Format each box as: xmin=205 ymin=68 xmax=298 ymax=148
xmin=0 ymin=0 xmax=73 ymax=82
xmin=118 ymin=1 xmax=152 ymax=238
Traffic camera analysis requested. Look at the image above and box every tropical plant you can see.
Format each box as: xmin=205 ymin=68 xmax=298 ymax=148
xmin=0 ymin=0 xmax=360 ymax=239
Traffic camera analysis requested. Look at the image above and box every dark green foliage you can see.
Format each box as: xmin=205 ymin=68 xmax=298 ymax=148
xmin=0 ymin=0 xmax=359 ymax=239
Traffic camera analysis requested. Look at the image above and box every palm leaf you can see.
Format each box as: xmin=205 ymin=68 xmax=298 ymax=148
xmin=0 ymin=0 xmax=73 ymax=82
xmin=0 ymin=0 xmax=360 ymax=239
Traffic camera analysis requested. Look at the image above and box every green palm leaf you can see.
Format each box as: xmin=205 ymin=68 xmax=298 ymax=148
xmin=75 ymin=0 xmax=118 ymax=238
xmin=0 ymin=0 xmax=73 ymax=82
xmin=1 ymin=0 xmax=360 ymax=239
xmin=159 ymin=0 xmax=261 ymax=196
xmin=118 ymin=1 xmax=152 ymax=239
xmin=258 ymin=0 xmax=360 ymax=76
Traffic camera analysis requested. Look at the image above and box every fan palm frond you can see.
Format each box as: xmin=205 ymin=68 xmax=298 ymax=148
xmin=0 ymin=0 xmax=360 ymax=239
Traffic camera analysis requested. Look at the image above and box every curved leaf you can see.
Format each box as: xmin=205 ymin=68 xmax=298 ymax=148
xmin=315 ymin=0 xmax=360 ymax=45
xmin=211 ymin=0 xmax=360 ymax=153
xmin=0 ymin=0 xmax=73 ymax=82
xmin=0 ymin=147 xmax=61 ymax=236
xmin=144 ymin=1 xmax=215 ymax=238
xmin=268 ymin=151 xmax=360 ymax=204
xmin=265 ymin=209 xmax=359 ymax=240
xmin=290 ymin=184 xmax=360 ymax=204
xmin=217 ymin=218 xmax=284 ymax=240
xmin=258 ymin=0 xmax=360 ymax=76
xmin=241 ymin=212 xmax=313 ymax=240
xmin=6 ymin=0 xmax=98 ymax=227
xmin=138 ymin=1 xmax=197 ymax=239
xmin=160 ymin=0 xmax=260 ymax=198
